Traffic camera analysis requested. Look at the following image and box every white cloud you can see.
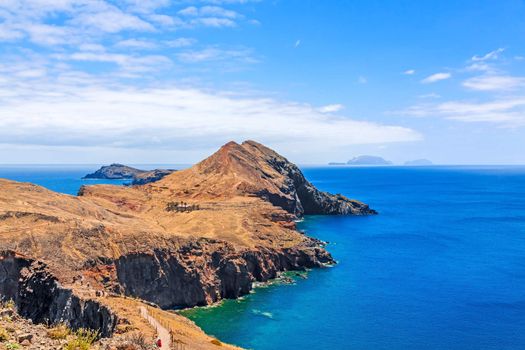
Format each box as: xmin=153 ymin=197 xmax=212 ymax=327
xmin=116 ymin=39 xmax=158 ymax=49
xmin=401 ymin=97 xmax=525 ymax=127
xmin=472 ymin=48 xmax=504 ymax=62
xmin=421 ymin=72 xmax=451 ymax=84
xmin=70 ymin=8 xmax=155 ymax=33
xmin=177 ymin=47 xmax=257 ymax=64
xmin=294 ymin=40 xmax=301 ymax=48
xmin=403 ymin=69 xmax=415 ymax=75
xmin=166 ymin=37 xmax=196 ymax=48
xmin=192 ymin=17 xmax=236 ymax=27
xmin=0 ymin=68 xmax=421 ymax=153
xmin=0 ymin=0 xmax=253 ymax=47
xmin=318 ymin=104 xmax=344 ymax=113
xmin=462 ymin=75 xmax=525 ymax=91
xmin=177 ymin=5 xmax=241 ymax=27
xmin=465 ymin=62 xmax=492 ymax=72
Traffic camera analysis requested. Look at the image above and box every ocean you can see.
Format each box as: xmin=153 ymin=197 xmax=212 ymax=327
xmin=1 ymin=165 xmax=524 ymax=350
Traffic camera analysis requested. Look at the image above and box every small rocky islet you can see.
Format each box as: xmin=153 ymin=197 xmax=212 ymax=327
xmin=0 ymin=140 xmax=376 ymax=349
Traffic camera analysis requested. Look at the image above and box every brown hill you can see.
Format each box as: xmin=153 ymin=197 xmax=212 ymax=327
xmin=0 ymin=140 xmax=375 ymax=346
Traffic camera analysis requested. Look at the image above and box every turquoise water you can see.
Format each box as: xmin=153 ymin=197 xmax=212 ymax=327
xmin=1 ymin=165 xmax=524 ymax=349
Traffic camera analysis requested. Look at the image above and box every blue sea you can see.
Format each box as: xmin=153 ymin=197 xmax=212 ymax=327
xmin=1 ymin=165 xmax=524 ymax=350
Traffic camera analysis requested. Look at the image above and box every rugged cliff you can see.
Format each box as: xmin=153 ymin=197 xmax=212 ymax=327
xmin=0 ymin=251 xmax=116 ymax=337
xmin=114 ymin=238 xmax=332 ymax=309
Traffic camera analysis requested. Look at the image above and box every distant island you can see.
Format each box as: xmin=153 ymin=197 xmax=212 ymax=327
xmin=404 ymin=159 xmax=433 ymax=166
xmin=83 ymin=163 xmax=176 ymax=185
xmin=330 ymin=155 xmax=392 ymax=166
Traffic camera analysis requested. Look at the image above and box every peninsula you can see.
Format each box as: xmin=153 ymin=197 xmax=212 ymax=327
xmin=0 ymin=140 xmax=375 ymax=348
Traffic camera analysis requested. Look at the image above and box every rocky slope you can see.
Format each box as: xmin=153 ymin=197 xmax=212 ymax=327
xmin=131 ymin=169 xmax=174 ymax=185
xmin=0 ymin=140 xmax=375 ymax=345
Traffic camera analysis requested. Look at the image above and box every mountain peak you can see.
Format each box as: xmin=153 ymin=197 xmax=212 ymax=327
xmin=160 ymin=140 xmax=376 ymax=216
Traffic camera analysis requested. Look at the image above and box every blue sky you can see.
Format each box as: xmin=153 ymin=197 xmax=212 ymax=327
xmin=0 ymin=0 xmax=524 ymax=164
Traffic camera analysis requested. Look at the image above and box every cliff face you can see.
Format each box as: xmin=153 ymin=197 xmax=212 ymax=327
xmin=114 ymin=238 xmax=332 ymax=309
xmin=242 ymin=142 xmax=377 ymax=215
xmin=0 ymin=251 xmax=117 ymax=337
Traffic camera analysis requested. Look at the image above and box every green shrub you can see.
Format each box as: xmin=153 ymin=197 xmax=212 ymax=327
xmin=63 ymin=329 xmax=98 ymax=350
xmin=0 ymin=327 xmax=9 ymax=342
xmin=5 ymin=343 xmax=20 ymax=350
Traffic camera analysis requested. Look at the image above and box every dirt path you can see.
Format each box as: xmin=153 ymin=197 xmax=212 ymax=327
xmin=140 ymin=306 xmax=171 ymax=350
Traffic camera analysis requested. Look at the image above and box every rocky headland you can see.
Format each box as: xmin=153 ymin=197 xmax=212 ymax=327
xmin=83 ymin=164 xmax=175 ymax=185
xmin=0 ymin=140 xmax=375 ymax=348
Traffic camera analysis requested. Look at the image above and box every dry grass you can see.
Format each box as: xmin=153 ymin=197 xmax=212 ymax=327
xmin=63 ymin=328 xmax=98 ymax=350
xmin=0 ymin=327 xmax=9 ymax=342
xmin=47 ymin=323 xmax=71 ymax=340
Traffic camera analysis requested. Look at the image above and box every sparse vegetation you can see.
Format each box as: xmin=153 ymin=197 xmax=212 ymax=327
xmin=47 ymin=323 xmax=71 ymax=340
xmin=0 ymin=327 xmax=9 ymax=342
xmin=0 ymin=300 xmax=15 ymax=310
xmin=5 ymin=342 xmax=20 ymax=350
xmin=115 ymin=332 xmax=154 ymax=350
xmin=63 ymin=328 xmax=98 ymax=350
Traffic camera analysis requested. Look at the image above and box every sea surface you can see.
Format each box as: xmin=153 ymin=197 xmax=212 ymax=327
xmin=1 ymin=165 xmax=524 ymax=350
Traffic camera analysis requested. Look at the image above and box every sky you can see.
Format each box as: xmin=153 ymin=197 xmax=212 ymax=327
xmin=0 ymin=0 xmax=524 ymax=165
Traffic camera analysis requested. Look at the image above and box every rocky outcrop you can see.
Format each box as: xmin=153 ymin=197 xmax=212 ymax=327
xmin=83 ymin=164 xmax=175 ymax=184
xmin=237 ymin=141 xmax=377 ymax=216
xmin=113 ymin=238 xmax=333 ymax=309
xmin=83 ymin=164 xmax=144 ymax=180
xmin=131 ymin=169 xmax=175 ymax=185
xmin=0 ymin=251 xmax=117 ymax=337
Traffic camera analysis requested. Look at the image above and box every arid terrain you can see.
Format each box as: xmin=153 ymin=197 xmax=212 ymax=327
xmin=0 ymin=140 xmax=374 ymax=349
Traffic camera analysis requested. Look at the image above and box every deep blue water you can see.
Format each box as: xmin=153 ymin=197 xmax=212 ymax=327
xmin=181 ymin=166 xmax=525 ymax=350
xmin=1 ymin=165 xmax=524 ymax=349
xmin=0 ymin=165 xmax=131 ymax=194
